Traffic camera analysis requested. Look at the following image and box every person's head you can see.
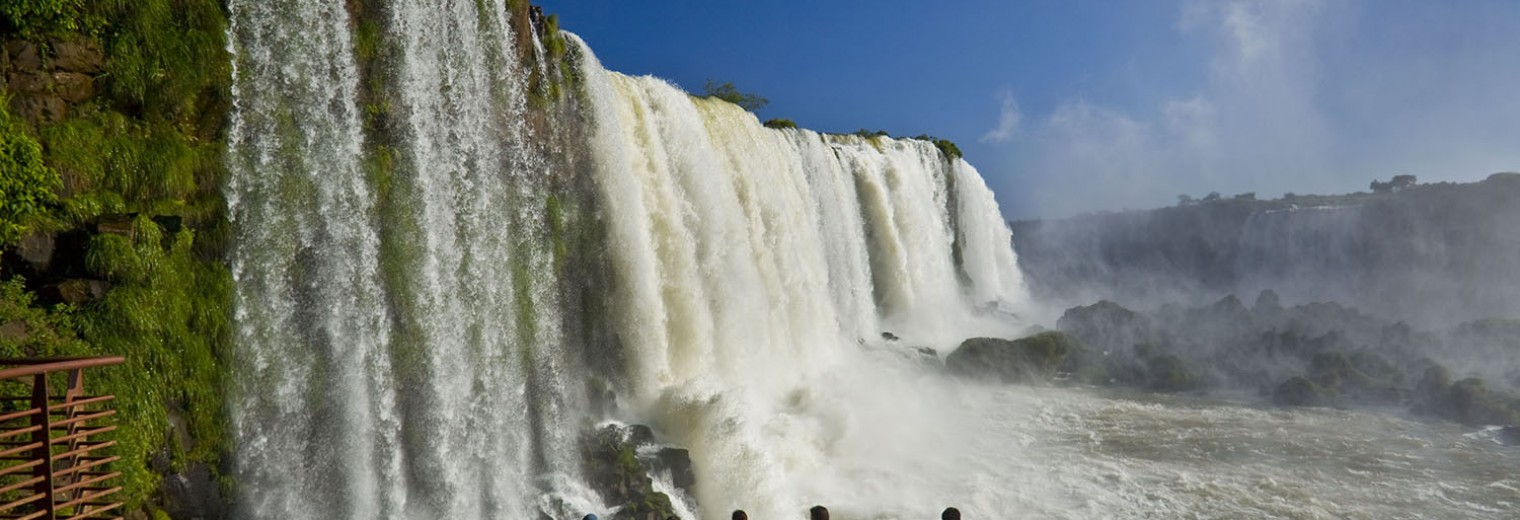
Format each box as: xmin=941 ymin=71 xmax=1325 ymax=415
xmin=942 ymin=507 xmax=961 ymax=520
xmin=731 ymin=510 xmax=748 ymax=520
xmin=809 ymin=505 xmax=829 ymax=520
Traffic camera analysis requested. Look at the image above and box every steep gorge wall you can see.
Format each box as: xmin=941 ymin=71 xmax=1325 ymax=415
xmin=2 ymin=2 xmax=234 ymax=517
xmin=1013 ymin=174 xmax=1520 ymax=326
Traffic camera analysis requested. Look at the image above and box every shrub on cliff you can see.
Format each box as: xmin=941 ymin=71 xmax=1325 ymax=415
xmin=701 ymin=80 xmax=768 ymax=111
xmin=763 ymin=118 xmax=797 ymax=129
xmin=0 ymin=100 xmax=60 ymax=244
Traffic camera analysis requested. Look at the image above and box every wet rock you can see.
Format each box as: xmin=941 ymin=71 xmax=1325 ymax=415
xmin=52 ymin=71 xmax=93 ymax=103
xmin=11 ymin=95 xmax=66 ymax=123
xmin=1498 ymin=426 xmax=1520 ymax=446
xmin=97 ymin=216 xmax=137 ymax=237
xmin=163 ymin=463 xmax=225 ymax=520
xmin=1273 ymin=376 xmax=1335 ymax=407
xmin=0 ymin=321 xmax=28 ymax=343
xmin=1056 ymin=300 xmax=1150 ymax=354
xmin=652 ymin=447 xmax=695 ymax=495
xmin=582 ymin=424 xmax=682 ymax=520
xmin=46 ymin=279 xmax=111 ymax=305
xmin=49 ymin=40 xmax=104 ymax=74
xmin=5 ymin=41 xmax=41 ymax=71
xmin=946 ymin=332 xmax=1084 ymax=384
xmin=8 ymin=70 xmax=52 ymax=93
xmin=881 ymin=331 xmax=899 ymax=342
xmin=17 ymin=231 xmax=55 ymax=272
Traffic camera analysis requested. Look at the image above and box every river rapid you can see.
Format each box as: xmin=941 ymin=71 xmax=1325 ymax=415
xmin=792 ymin=376 xmax=1519 ymax=520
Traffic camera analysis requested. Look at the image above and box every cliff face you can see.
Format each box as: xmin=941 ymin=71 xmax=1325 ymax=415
xmin=2 ymin=2 xmax=234 ymax=517
xmin=1013 ymin=173 xmax=1520 ymax=327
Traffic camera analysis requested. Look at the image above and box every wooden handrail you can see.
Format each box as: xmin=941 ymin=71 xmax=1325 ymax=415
xmin=0 ymin=358 xmax=123 ymax=520
xmin=0 ymin=359 xmax=123 ymax=382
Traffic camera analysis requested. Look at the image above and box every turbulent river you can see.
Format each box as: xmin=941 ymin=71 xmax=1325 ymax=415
xmin=887 ymin=384 xmax=1520 ymax=519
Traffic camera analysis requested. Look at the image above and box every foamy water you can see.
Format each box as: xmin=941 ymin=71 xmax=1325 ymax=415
xmin=775 ymin=370 xmax=1520 ymax=520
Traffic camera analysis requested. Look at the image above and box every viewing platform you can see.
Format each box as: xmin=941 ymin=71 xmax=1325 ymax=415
xmin=0 ymin=357 xmax=125 ymax=520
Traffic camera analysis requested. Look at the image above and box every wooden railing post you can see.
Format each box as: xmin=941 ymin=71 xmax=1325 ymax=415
xmin=30 ymin=373 xmax=56 ymax=520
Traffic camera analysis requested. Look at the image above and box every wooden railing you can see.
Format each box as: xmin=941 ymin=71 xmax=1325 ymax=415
xmin=0 ymin=357 xmax=125 ymax=520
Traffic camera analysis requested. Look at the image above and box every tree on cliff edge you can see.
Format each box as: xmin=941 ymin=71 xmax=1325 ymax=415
xmin=702 ymin=80 xmax=768 ymax=111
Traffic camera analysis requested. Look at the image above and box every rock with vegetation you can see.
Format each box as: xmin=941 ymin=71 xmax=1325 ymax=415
xmin=946 ymin=331 xmax=1089 ymax=384
xmin=1 ymin=0 xmax=235 ymax=517
xmin=1273 ymin=376 xmax=1337 ymax=407
xmin=582 ymin=424 xmax=690 ymax=520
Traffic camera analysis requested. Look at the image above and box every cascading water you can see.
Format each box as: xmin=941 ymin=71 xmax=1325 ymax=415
xmin=225 ymin=1 xmax=1029 ymax=517
xmin=572 ymin=37 xmax=1029 ymax=517
xmin=224 ymin=0 xmax=400 ymax=518
xmin=227 ymin=1 xmax=590 ymax=519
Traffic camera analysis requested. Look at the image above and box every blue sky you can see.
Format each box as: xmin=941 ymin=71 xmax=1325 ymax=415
xmin=538 ymin=0 xmax=1520 ymax=219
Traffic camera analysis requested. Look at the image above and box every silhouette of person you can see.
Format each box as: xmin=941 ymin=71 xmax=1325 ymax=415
xmin=809 ymin=505 xmax=829 ymax=520
xmin=942 ymin=507 xmax=961 ymax=520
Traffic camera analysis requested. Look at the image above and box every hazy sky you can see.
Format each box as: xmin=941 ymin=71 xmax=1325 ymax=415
xmin=537 ymin=0 xmax=1520 ymax=219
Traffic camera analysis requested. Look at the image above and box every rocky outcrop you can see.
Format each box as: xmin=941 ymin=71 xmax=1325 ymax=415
xmin=3 ymin=38 xmax=105 ymax=124
xmin=1056 ymin=301 xmax=1150 ymax=354
xmin=582 ymin=424 xmax=690 ymax=520
xmin=946 ymin=332 xmax=1087 ymax=384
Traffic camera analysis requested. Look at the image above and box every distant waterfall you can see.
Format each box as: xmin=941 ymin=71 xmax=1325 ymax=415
xmin=224 ymin=2 xmax=1029 ymax=518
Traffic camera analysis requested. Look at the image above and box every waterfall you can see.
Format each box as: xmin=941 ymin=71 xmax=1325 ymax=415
xmin=224 ymin=0 xmax=399 ymax=518
xmin=227 ymin=1 xmax=588 ymax=518
xmin=225 ymin=1 xmax=1028 ymax=518
xmin=573 ymin=36 xmax=1028 ymax=517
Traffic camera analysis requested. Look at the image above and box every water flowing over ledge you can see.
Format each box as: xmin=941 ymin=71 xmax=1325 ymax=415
xmin=224 ymin=2 xmax=1028 ymax=518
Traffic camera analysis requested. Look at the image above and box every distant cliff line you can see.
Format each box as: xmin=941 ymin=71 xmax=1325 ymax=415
xmin=1012 ymin=172 xmax=1520 ymax=327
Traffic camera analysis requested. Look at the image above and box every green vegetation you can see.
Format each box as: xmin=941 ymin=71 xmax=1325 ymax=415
xmin=762 ymin=118 xmax=796 ymax=129
xmin=911 ymin=134 xmax=963 ymax=160
xmin=0 ymin=0 xmax=105 ymax=39
xmin=701 ymin=80 xmax=768 ymax=111
xmin=0 ymin=99 xmax=60 ymax=244
xmin=0 ymin=0 xmax=233 ymax=513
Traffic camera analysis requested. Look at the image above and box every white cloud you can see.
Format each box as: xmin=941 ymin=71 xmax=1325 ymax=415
xmin=979 ymin=88 xmax=1021 ymax=143
xmin=991 ymin=0 xmax=1333 ymax=218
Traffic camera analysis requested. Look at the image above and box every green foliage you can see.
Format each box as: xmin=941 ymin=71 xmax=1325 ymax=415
xmin=701 ymin=80 xmax=768 ymax=111
xmin=931 ymin=138 xmax=961 ymax=160
xmin=909 ymin=134 xmax=963 ymax=160
xmin=95 ymin=0 xmax=230 ymax=118
xmin=74 ymin=218 xmax=232 ymax=507
xmin=0 ymin=0 xmax=105 ymax=39
xmin=0 ymin=278 xmax=85 ymax=356
xmin=42 ymin=111 xmax=209 ymax=221
xmin=853 ymin=128 xmax=889 ymax=138
xmin=544 ymin=14 xmax=566 ymax=60
xmin=0 ymin=0 xmax=234 ymax=511
xmin=762 ymin=118 xmax=797 ymax=129
xmin=0 ymin=99 xmax=61 ymax=245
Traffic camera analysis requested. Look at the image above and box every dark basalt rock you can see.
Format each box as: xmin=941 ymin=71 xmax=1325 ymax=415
xmin=1273 ymin=376 xmax=1336 ymax=407
xmin=1057 ymin=301 xmax=1150 ymax=354
xmin=582 ymin=424 xmax=685 ymax=520
xmin=1498 ymin=426 xmax=1520 ymax=446
xmin=946 ymin=332 xmax=1085 ymax=384
xmin=48 ymin=39 xmax=105 ymax=74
